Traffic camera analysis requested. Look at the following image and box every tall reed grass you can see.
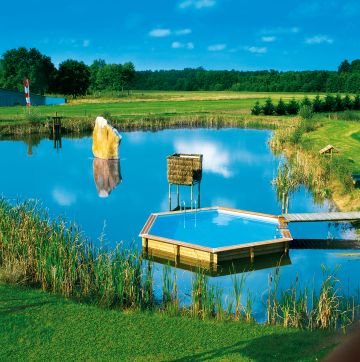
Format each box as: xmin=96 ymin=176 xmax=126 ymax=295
xmin=0 ymin=199 xmax=358 ymax=330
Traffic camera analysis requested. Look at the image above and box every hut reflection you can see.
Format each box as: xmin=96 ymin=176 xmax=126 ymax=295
xmin=93 ymin=158 xmax=122 ymax=198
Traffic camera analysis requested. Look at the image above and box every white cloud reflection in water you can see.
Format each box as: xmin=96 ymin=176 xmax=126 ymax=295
xmin=52 ymin=188 xmax=77 ymax=206
xmin=174 ymin=139 xmax=232 ymax=178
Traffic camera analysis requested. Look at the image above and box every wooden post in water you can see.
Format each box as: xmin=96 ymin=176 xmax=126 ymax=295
xmin=198 ymin=182 xmax=201 ymax=208
xmin=168 ymin=184 xmax=172 ymax=211
xmin=176 ymin=185 xmax=179 ymax=209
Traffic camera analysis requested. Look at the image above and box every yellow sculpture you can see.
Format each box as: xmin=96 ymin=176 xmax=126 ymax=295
xmin=92 ymin=117 xmax=121 ymax=159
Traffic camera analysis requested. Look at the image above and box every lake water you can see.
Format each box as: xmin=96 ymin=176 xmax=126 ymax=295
xmin=1 ymin=128 xmax=359 ymax=319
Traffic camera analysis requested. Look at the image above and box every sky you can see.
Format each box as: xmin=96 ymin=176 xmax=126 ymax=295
xmin=0 ymin=0 xmax=359 ymax=71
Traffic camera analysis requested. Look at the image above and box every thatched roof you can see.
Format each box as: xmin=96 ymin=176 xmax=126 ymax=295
xmin=167 ymin=153 xmax=203 ymax=185
xmin=319 ymin=144 xmax=340 ymax=155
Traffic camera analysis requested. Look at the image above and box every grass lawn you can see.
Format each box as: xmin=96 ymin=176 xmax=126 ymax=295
xmin=302 ymin=119 xmax=360 ymax=172
xmin=0 ymin=283 xmax=337 ymax=362
xmin=0 ymin=91 xmax=319 ymax=121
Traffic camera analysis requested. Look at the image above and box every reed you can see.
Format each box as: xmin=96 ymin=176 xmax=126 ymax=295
xmin=0 ymin=198 xmax=358 ymax=330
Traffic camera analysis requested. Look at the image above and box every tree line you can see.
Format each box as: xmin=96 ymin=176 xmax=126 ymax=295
xmin=251 ymin=94 xmax=360 ymax=116
xmin=1 ymin=47 xmax=360 ymax=96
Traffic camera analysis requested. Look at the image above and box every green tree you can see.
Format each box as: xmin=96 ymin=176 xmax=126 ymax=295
xmin=275 ymin=98 xmax=287 ymax=115
xmin=351 ymin=60 xmax=360 ymax=73
xmin=301 ymin=96 xmax=312 ymax=107
xmin=262 ymin=98 xmax=275 ymax=115
xmin=0 ymin=47 xmax=56 ymax=94
xmin=334 ymin=94 xmax=344 ymax=112
xmin=353 ymin=95 xmax=360 ymax=110
xmin=342 ymin=94 xmax=353 ymax=110
xmin=96 ymin=64 xmax=123 ymax=91
xmin=251 ymin=101 xmax=262 ymax=115
xmin=312 ymin=95 xmax=323 ymax=113
xmin=57 ymin=59 xmax=90 ymax=97
xmin=286 ymin=99 xmax=299 ymax=115
xmin=323 ymin=94 xmax=335 ymax=112
xmin=338 ymin=59 xmax=351 ymax=73
xmin=89 ymin=59 xmax=106 ymax=91
xmin=120 ymin=62 xmax=135 ymax=93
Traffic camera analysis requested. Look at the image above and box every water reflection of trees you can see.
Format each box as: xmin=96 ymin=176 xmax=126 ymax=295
xmin=93 ymin=158 xmax=122 ymax=197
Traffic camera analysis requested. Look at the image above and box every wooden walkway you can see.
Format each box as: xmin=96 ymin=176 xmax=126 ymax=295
xmin=283 ymin=211 xmax=360 ymax=223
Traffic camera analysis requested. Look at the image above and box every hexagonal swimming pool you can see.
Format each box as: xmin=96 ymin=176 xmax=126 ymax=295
xmin=140 ymin=207 xmax=292 ymax=266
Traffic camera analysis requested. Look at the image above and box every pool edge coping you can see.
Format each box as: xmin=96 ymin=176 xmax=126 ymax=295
xmin=139 ymin=206 xmax=293 ymax=254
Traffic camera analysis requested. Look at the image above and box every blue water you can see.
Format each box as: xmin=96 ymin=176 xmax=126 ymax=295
xmin=149 ymin=209 xmax=283 ymax=248
xmin=0 ymin=128 xmax=359 ymax=320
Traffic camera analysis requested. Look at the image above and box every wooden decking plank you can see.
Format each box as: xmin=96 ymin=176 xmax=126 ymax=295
xmin=283 ymin=211 xmax=360 ymax=223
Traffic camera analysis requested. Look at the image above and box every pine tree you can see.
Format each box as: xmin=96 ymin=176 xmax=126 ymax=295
xmin=262 ymin=98 xmax=275 ymax=115
xmin=286 ymin=99 xmax=299 ymax=115
xmin=275 ymin=98 xmax=287 ymax=115
xmin=251 ymin=101 xmax=262 ymax=115
xmin=312 ymin=95 xmax=323 ymax=113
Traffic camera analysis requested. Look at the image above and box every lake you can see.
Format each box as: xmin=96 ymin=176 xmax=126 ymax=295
xmin=1 ymin=128 xmax=359 ymax=319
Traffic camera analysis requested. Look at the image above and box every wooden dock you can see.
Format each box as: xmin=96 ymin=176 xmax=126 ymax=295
xmin=283 ymin=211 xmax=360 ymax=223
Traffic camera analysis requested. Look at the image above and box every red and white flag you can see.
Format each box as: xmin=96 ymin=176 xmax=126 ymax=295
xmin=23 ymin=78 xmax=31 ymax=107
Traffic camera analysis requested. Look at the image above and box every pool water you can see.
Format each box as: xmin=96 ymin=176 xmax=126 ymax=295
xmin=149 ymin=209 xmax=284 ymax=248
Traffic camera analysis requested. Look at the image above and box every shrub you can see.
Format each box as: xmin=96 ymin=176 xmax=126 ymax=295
xmin=102 ymin=111 xmax=112 ymax=120
xmin=353 ymin=95 xmax=360 ymax=110
xmin=286 ymin=99 xmax=299 ymax=115
xmin=262 ymin=98 xmax=275 ymax=115
xmin=299 ymin=105 xmax=314 ymax=120
xmin=334 ymin=94 xmax=344 ymax=112
xmin=301 ymin=96 xmax=312 ymax=107
xmin=251 ymin=101 xmax=262 ymax=115
xmin=290 ymin=124 xmax=304 ymax=144
xmin=275 ymin=98 xmax=287 ymax=115
xmin=342 ymin=94 xmax=353 ymax=110
xmin=312 ymin=95 xmax=323 ymax=113
xmin=323 ymin=94 xmax=335 ymax=112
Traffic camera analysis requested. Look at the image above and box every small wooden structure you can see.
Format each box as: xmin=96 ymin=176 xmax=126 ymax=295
xmin=319 ymin=144 xmax=340 ymax=156
xmin=51 ymin=112 xmax=62 ymax=150
xmin=167 ymin=153 xmax=203 ymax=210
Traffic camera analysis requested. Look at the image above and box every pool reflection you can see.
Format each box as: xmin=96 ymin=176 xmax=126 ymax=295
xmin=142 ymin=247 xmax=291 ymax=276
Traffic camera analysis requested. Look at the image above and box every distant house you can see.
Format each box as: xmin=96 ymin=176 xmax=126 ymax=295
xmin=0 ymin=88 xmax=66 ymax=107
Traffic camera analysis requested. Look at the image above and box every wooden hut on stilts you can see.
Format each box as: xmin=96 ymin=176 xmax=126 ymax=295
xmin=167 ymin=154 xmax=203 ymax=211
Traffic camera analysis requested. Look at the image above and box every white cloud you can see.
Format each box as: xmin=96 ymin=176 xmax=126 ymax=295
xmin=179 ymin=0 xmax=216 ymax=9
xmin=174 ymin=139 xmax=232 ymax=178
xmin=83 ymin=39 xmax=90 ymax=47
xmin=208 ymin=43 xmax=226 ymax=51
xmin=261 ymin=27 xmax=299 ymax=35
xmin=261 ymin=36 xmax=276 ymax=43
xmin=52 ymin=188 xmax=76 ymax=206
xmin=149 ymin=28 xmax=171 ymax=37
xmin=305 ymin=35 xmax=334 ymax=45
xmin=175 ymin=28 xmax=192 ymax=35
xmin=246 ymin=46 xmax=267 ymax=54
xmin=172 ymin=41 xmax=194 ymax=49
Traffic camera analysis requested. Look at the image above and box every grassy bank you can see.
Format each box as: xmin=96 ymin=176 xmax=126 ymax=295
xmin=0 ymin=283 xmax=337 ymax=362
xmin=0 ymin=91 xmax=318 ymax=135
xmin=271 ymin=114 xmax=360 ymax=211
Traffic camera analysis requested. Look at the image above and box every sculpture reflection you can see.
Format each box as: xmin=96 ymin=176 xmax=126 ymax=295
xmin=93 ymin=158 xmax=122 ymax=198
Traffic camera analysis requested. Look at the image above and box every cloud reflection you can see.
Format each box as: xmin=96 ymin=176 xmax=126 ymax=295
xmin=174 ymin=139 xmax=232 ymax=178
xmin=52 ymin=188 xmax=77 ymax=206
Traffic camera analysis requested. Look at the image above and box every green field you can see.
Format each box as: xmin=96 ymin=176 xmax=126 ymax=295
xmin=0 ymin=91 xmax=319 ymax=121
xmin=0 ymin=283 xmax=336 ymax=361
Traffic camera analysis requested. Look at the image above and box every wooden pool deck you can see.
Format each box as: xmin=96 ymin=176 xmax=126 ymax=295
xmin=140 ymin=207 xmax=293 ymax=266
xmin=283 ymin=211 xmax=360 ymax=223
